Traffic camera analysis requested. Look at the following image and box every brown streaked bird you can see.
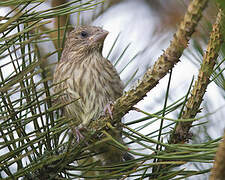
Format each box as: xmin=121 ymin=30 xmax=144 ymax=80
xmin=53 ymin=26 xmax=133 ymax=175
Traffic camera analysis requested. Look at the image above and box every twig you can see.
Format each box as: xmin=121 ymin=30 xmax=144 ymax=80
xmin=89 ymin=0 xmax=209 ymax=131
xmin=170 ymin=9 xmax=224 ymax=144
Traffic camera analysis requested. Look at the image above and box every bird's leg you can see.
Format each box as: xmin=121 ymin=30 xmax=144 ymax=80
xmin=75 ymin=127 xmax=84 ymax=143
xmin=71 ymin=125 xmax=85 ymax=143
xmin=103 ymin=101 xmax=114 ymax=119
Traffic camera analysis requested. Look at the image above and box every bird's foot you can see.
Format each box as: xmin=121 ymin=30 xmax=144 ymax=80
xmin=103 ymin=101 xmax=114 ymax=119
xmin=72 ymin=125 xmax=86 ymax=143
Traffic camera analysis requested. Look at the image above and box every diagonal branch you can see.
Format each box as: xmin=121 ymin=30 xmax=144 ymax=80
xmin=170 ymin=9 xmax=224 ymax=144
xmin=89 ymin=0 xmax=209 ymax=130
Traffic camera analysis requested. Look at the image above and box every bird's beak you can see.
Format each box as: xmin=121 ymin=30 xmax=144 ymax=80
xmin=90 ymin=30 xmax=109 ymax=43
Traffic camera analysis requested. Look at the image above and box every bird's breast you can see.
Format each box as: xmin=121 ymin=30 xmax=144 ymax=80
xmin=63 ymin=55 xmax=123 ymax=125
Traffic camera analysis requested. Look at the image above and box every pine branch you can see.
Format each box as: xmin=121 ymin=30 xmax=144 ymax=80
xmin=151 ymin=9 xmax=224 ymax=178
xmin=170 ymin=9 xmax=224 ymax=144
xmin=89 ymin=0 xmax=209 ymax=130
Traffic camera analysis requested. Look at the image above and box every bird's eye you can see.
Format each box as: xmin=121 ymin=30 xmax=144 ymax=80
xmin=80 ymin=31 xmax=88 ymax=38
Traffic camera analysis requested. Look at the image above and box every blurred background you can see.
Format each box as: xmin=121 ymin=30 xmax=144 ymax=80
xmin=0 ymin=0 xmax=224 ymax=179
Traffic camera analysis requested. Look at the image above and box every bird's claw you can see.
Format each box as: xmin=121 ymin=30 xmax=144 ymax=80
xmin=103 ymin=101 xmax=114 ymax=119
xmin=76 ymin=128 xmax=84 ymax=143
xmin=72 ymin=126 xmax=85 ymax=143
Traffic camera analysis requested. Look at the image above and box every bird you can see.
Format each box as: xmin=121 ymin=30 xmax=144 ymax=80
xmin=53 ymin=25 xmax=133 ymax=177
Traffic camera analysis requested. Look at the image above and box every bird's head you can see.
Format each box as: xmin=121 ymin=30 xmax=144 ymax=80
xmin=66 ymin=26 xmax=108 ymax=56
